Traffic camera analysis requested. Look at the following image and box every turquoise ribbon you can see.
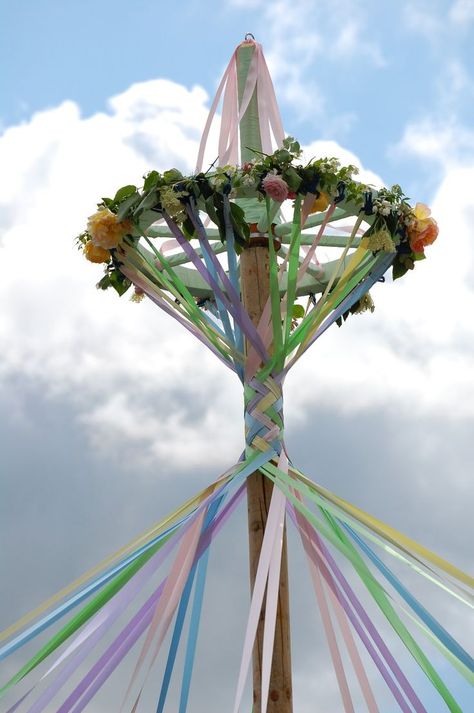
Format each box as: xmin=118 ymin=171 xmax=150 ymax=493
xmin=344 ymin=522 xmax=474 ymax=674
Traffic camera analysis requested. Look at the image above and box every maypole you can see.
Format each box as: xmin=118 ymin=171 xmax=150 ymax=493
xmin=1 ymin=33 xmax=472 ymax=713
xmin=237 ymin=38 xmax=293 ymax=712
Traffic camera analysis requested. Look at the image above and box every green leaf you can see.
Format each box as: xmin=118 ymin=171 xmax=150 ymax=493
xmin=413 ymin=251 xmax=426 ymax=262
xmin=113 ymin=185 xmax=137 ymax=203
xmin=230 ymin=202 xmax=250 ymax=246
xmin=392 ymin=256 xmax=409 ymax=281
xmin=212 ymin=193 xmax=226 ymax=242
xmin=182 ymin=216 xmax=197 ymax=240
xmin=195 ymin=174 xmax=214 ymax=199
xmin=96 ymin=274 xmax=112 ymax=290
xmin=274 ymin=149 xmax=292 ymax=164
xmin=229 ymin=201 xmax=245 ymax=221
xmin=109 ymin=270 xmax=131 ymax=296
xmin=143 ymin=170 xmax=160 ymax=192
xmin=116 ymin=192 xmax=140 ymax=221
xmin=101 ymin=197 xmax=114 ymax=209
xmin=292 ymin=304 xmax=305 ymax=319
xmin=135 ymin=190 xmax=159 ymax=215
xmin=204 ymin=196 xmax=220 ymax=228
xmin=163 ymin=169 xmax=183 ymax=185
xmin=282 ymin=166 xmax=302 ymax=191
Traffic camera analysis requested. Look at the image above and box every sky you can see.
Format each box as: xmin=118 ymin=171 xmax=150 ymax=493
xmin=1 ymin=1 xmax=473 ymax=711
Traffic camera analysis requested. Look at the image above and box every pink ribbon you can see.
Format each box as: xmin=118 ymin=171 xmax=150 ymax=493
xmin=196 ymin=40 xmax=284 ymax=171
xmin=233 ymin=453 xmax=287 ymax=713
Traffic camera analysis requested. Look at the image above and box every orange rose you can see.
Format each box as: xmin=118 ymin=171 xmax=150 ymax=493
xmin=87 ymin=208 xmax=132 ymax=249
xmin=84 ymin=241 xmax=110 ymax=264
xmin=309 ymin=191 xmax=330 ymax=213
xmin=407 ymin=203 xmax=439 ymax=253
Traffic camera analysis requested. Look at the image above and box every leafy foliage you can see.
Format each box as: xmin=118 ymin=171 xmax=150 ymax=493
xmin=79 ymin=136 xmax=435 ymax=296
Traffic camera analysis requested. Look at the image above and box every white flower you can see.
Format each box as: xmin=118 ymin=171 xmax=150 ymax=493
xmin=241 ymin=174 xmax=257 ymax=188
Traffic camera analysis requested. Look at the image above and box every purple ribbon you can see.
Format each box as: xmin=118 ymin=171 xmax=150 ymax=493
xmin=39 ymin=485 xmax=245 ymax=712
xmin=165 ymin=209 xmax=268 ymax=363
xmin=287 ymin=504 xmax=427 ymax=713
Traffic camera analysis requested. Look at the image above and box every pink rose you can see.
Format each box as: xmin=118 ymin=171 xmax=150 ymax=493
xmin=262 ymin=173 xmax=289 ymax=202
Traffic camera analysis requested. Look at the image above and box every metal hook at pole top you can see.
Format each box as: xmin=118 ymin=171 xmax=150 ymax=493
xmin=244 ymin=32 xmax=255 ymax=41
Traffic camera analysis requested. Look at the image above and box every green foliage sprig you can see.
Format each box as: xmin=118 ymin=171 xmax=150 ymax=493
xmin=78 ymin=137 xmax=437 ymax=294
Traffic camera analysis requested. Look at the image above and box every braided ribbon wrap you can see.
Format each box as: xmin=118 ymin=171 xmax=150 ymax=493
xmin=244 ymin=374 xmax=284 ymax=457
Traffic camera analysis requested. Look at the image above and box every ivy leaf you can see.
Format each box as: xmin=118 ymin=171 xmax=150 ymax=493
xmin=114 ymin=185 xmax=137 ymax=203
xmin=101 ymin=197 xmax=114 ymax=209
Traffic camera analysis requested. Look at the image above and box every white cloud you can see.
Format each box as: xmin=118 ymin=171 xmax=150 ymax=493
xmin=392 ymin=116 xmax=474 ymax=169
xmin=402 ymin=2 xmax=443 ymax=38
xmin=1 ymin=76 xmax=473 ymax=479
xmin=0 ymin=80 xmax=237 ymax=471
xmin=302 ymin=139 xmax=384 ymax=186
xmin=450 ymin=0 xmax=474 ymax=24
xmin=288 ymin=161 xmax=474 ymax=430
xmin=227 ymin=0 xmax=384 ymax=128
xmin=404 ymin=0 xmax=474 ymax=39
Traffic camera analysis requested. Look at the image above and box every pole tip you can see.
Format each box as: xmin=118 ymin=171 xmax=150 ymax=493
xmin=244 ymin=32 xmax=256 ymax=41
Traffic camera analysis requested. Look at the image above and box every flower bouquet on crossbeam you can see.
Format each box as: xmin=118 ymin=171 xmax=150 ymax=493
xmin=1 ymin=37 xmax=471 ymax=713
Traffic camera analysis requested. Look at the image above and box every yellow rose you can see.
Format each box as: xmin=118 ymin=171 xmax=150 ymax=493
xmin=309 ymin=191 xmax=330 ymax=213
xmin=407 ymin=203 xmax=438 ymax=253
xmin=84 ymin=241 xmax=110 ymax=264
xmin=87 ymin=208 xmax=132 ymax=249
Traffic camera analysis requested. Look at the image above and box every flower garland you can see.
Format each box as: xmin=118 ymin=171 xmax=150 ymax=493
xmin=77 ymin=137 xmax=438 ymax=296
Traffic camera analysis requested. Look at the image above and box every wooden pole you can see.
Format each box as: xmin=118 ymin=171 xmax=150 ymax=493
xmin=237 ymin=41 xmax=293 ymax=713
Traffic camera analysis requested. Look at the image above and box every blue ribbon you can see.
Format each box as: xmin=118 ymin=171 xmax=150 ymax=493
xmin=156 ymin=497 xmax=223 ymax=713
xmin=344 ymin=522 xmax=474 ymax=673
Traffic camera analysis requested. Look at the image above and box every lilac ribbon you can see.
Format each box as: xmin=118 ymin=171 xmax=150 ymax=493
xmin=165 ymin=209 xmax=268 ymax=362
xmin=37 ymin=485 xmax=246 ymax=712
xmin=120 ymin=265 xmax=236 ymax=374
xmin=287 ymin=504 xmax=427 ymax=713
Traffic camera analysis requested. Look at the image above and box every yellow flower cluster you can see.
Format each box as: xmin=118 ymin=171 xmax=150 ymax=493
xmin=309 ymin=191 xmax=330 ymax=214
xmin=84 ymin=242 xmax=110 ymax=264
xmin=87 ymin=208 xmax=132 ymax=250
xmin=160 ymin=187 xmax=187 ymax=221
xmin=84 ymin=208 xmax=133 ymax=264
xmin=367 ymin=229 xmax=396 ymax=253
xmin=353 ymin=292 xmax=375 ymax=314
